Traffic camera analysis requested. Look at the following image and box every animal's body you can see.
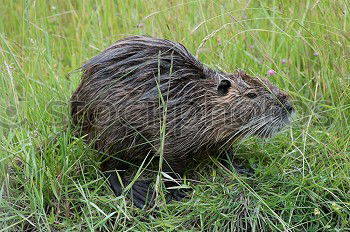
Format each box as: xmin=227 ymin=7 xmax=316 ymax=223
xmin=70 ymin=36 xmax=294 ymax=208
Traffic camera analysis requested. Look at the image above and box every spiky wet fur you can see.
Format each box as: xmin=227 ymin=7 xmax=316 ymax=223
xmin=71 ymin=36 xmax=293 ymax=174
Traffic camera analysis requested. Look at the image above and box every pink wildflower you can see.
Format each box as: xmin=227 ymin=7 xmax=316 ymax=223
xmin=268 ymin=69 xmax=276 ymax=76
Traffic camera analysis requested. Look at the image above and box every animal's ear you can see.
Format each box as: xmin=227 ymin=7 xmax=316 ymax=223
xmin=217 ymin=79 xmax=231 ymax=96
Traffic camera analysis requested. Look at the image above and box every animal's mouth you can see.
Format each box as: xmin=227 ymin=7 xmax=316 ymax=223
xmin=251 ymin=111 xmax=295 ymax=138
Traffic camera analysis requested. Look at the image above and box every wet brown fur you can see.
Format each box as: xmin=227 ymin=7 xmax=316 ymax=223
xmin=70 ymin=36 xmax=293 ymax=175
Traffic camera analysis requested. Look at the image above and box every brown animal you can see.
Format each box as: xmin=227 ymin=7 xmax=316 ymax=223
xmin=70 ymin=36 xmax=294 ymax=208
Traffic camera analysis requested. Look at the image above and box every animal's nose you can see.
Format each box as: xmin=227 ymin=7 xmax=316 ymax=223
xmin=285 ymin=103 xmax=294 ymax=113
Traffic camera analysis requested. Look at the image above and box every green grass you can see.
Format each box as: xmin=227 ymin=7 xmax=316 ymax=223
xmin=1 ymin=0 xmax=349 ymax=231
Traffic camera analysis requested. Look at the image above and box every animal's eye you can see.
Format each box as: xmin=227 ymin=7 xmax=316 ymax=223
xmin=246 ymin=92 xmax=257 ymax=99
xmin=217 ymin=79 xmax=231 ymax=96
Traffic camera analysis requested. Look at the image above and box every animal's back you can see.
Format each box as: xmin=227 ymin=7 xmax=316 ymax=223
xmin=70 ymin=36 xmax=218 ymax=164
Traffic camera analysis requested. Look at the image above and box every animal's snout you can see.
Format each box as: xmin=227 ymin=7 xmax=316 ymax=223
xmin=277 ymin=92 xmax=294 ymax=114
xmin=285 ymin=103 xmax=294 ymax=113
xmin=277 ymin=92 xmax=289 ymax=103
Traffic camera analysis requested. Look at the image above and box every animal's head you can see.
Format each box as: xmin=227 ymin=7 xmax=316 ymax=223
xmin=215 ymin=71 xmax=294 ymax=138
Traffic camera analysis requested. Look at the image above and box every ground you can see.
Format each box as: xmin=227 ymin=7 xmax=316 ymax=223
xmin=0 ymin=0 xmax=349 ymax=231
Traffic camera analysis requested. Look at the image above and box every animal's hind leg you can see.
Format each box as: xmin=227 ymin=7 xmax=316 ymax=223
xmin=162 ymin=161 xmax=190 ymax=203
xmin=130 ymin=160 xmax=190 ymax=207
xmin=101 ymin=158 xmax=155 ymax=209
xmin=101 ymin=159 xmax=126 ymax=197
xmin=102 ymin=156 xmax=188 ymax=208
xmin=130 ymin=179 xmax=155 ymax=208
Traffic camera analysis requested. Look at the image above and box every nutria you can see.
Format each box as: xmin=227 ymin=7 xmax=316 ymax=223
xmin=70 ymin=36 xmax=294 ymax=208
